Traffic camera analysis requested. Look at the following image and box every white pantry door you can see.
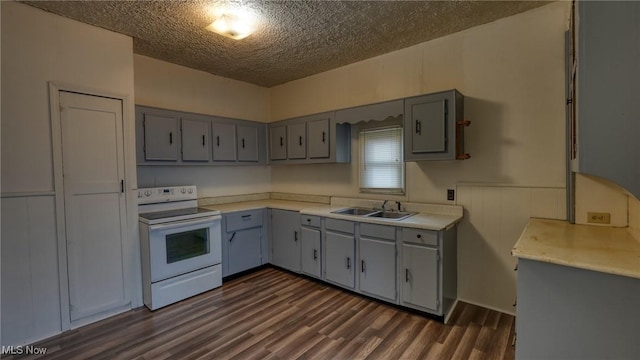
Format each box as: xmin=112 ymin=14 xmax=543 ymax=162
xmin=59 ymin=91 xmax=130 ymax=323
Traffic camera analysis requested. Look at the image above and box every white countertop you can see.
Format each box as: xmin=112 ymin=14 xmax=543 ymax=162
xmin=512 ymin=218 xmax=640 ymax=279
xmin=202 ymin=199 xmax=462 ymax=231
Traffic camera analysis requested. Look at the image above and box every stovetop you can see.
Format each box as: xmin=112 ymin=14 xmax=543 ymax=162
xmin=139 ymin=207 xmax=220 ymax=225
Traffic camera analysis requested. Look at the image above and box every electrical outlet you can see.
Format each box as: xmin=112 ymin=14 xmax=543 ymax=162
xmin=447 ymin=189 xmax=455 ymax=201
xmin=587 ymin=212 xmax=611 ymax=224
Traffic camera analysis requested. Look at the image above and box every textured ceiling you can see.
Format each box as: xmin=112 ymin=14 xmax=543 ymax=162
xmin=22 ymin=0 xmax=549 ymax=87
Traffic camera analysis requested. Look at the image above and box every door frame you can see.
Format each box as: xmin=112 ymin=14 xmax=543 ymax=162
xmin=48 ymin=82 xmax=140 ymax=331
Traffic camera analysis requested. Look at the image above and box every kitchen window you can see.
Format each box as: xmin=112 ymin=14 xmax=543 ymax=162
xmin=359 ymin=126 xmax=405 ymax=194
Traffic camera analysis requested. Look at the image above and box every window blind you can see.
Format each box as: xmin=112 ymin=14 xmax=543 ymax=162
xmin=359 ymin=126 xmax=404 ymax=193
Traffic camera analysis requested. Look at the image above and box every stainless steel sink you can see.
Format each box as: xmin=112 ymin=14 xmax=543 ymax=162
xmin=368 ymin=211 xmax=416 ymax=220
xmin=331 ymin=207 xmax=416 ymax=221
xmin=331 ymin=207 xmax=379 ymax=216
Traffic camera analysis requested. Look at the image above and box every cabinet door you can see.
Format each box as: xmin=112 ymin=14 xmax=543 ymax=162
xmin=360 ymin=238 xmax=396 ymax=301
xmin=269 ymin=125 xmax=287 ymax=160
xmin=271 ymin=209 xmax=301 ymax=272
xmin=181 ymin=118 xmax=210 ymax=162
xmin=143 ymin=113 xmax=179 ymax=161
xmin=300 ymin=227 xmax=321 ymax=278
xmin=402 ymin=243 xmax=438 ymax=311
xmin=212 ymin=122 xmax=236 ymax=161
xmin=325 ymin=230 xmax=355 ymax=289
xmin=287 ymin=122 xmax=307 ymax=159
xmin=308 ymin=118 xmax=330 ymax=159
xmin=237 ymin=125 xmax=258 ymax=162
xmin=227 ymin=227 xmax=262 ymax=276
xmin=410 ymin=99 xmax=446 ymax=154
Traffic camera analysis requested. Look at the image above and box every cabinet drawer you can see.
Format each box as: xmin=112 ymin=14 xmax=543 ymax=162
xmin=360 ymin=223 xmax=396 ymax=240
xmin=325 ymin=218 xmax=355 ymax=234
xmin=225 ymin=209 xmax=263 ymax=232
xmin=300 ymin=214 xmax=321 ymax=228
xmin=402 ymin=228 xmax=438 ymax=246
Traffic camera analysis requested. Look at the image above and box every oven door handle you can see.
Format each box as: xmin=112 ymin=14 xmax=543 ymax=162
xmin=148 ymin=215 xmax=221 ymax=231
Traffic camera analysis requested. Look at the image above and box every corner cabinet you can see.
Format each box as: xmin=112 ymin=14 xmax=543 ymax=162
xmin=222 ymin=209 xmax=267 ymax=277
xmin=404 ymin=90 xmax=468 ymax=161
xmin=268 ymin=112 xmax=350 ymax=164
xmin=575 ymin=1 xmax=640 ymax=198
xmin=136 ymin=105 xmax=267 ymax=166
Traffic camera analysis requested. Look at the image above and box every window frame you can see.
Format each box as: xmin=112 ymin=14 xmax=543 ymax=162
xmin=358 ymin=124 xmax=405 ymax=195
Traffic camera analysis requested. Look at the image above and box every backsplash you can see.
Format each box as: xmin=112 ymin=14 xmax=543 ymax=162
xmin=574 ymin=173 xmax=628 ymax=227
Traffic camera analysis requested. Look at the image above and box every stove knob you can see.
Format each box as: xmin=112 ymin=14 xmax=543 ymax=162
xmin=145 ymin=190 xmax=152 ymax=196
xmin=187 ymin=188 xmax=193 ymax=194
xmin=181 ymin=188 xmax=186 ymax=194
xmin=137 ymin=191 xmax=143 ymax=198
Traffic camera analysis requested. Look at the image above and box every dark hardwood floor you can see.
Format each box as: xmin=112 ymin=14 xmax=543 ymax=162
xmin=6 ymin=267 xmax=515 ymax=360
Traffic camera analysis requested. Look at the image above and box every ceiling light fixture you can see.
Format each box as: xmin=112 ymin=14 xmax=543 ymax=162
xmin=206 ymin=9 xmax=255 ymax=40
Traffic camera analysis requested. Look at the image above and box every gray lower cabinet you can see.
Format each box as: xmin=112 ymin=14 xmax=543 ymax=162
xmin=360 ymin=236 xmax=396 ymax=302
xmin=404 ymin=90 xmax=465 ymax=161
xmin=325 ymin=227 xmax=356 ymax=289
xmin=400 ymin=227 xmax=457 ymax=317
xmin=142 ymin=112 xmax=179 ymax=161
xmin=181 ymin=118 xmax=210 ymax=162
xmin=516 ymin=258 xmax=640 ymax=359
xmin=300 ymin=226 xmax=321 ymax=278
xmin=222 ymin=209 xmax=265 ymax=277
xmin=211 ymin=122 xmax=236 ymax=161
xmin=270 ymin=209 xmax=301 ymax=272
xmin=236 ymin=125 xmax=259 ymax=162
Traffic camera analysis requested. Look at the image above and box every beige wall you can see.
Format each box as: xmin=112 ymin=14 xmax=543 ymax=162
xmin=267 ymin=2 xmax=571 ymax=314
xmin=1 ymin=1 xmax=136 ymax=346
xmin=134 ymin=55 xmax=272 ymax=197
xmin=270 ymin=2 xmax=569 ymax=204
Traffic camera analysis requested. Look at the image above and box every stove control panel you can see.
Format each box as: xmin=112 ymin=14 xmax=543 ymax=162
xmin=137 ymin=186 xmax=197 ymax=204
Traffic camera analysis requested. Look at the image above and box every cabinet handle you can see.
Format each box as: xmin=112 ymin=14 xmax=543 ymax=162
xmin=229 ymin=232 xmax=236 ymax=242
xmin=415 ymin=120 xmax=421 ymax=135
xmin=242 ymin=138 xmax=245 ymax=148
xmin=361 ymin=260 xmax=365 ymax=273
xmin=322 ymin=131 xmax=326 ymax=143
xmin=241 ymin=215 xmax=251 ymax=220
xmin=202 ymin=135 xmax=206 ymax=146
xmin=294 ymin=231 xmax=298 ymax=242
xmin=120 ymin=179 xmax=124 ymax=193
xmin=313 ymin=249 xmax=318 ymax=260
xmin=280 ymin=136 xmax=283 ymax=147
xmin=217 ymin=136 xmax=220 ymax=147
xmin=417 ymin=234 xmax=422 ymax=239
xmin=306 ymin=218 xmax=311 ymax=223
xmin=346 ymin=257 xmax=351 ymax=269
xmin=405 ymin=268 xmax=409 ymax=282
xmin=299 ymin=136 xmax=302 ymax=146
xmin=169 ymin=132 xmax=173 ymax=144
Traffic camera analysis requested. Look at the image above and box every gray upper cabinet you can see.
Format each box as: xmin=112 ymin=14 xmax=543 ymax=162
xmin=335 ymin=99 xmax=403 ymax=124
xmin=142 ymin=113 xmax=179 ymax=161
xmin=269 ymin=125 xmax=287 ymax=160
xmin=136 ymin=105 xmax=266 ymax=166
xmin=268 ymin=111 xmax=350 ymax=164
xmin=404 ymin=90 xmax=467 ymax=161
xmin=307 ymin=118 xmax=330 ymax=159
xmin=236 ymin=125 xmax=259 ymax=162
xmin=287 ymin=122 xmax=307 ymax=159
xmin=211 ymin=122 xmax=236 ymax=162
xmin=576 ymin=1 xmax=640 ymax=198
xmin=181 ymin=118 xmax=210 ymax=162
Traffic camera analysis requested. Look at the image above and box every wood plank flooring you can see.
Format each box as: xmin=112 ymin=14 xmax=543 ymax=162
xmin=5 ymin=267 xmax=515 ymax=360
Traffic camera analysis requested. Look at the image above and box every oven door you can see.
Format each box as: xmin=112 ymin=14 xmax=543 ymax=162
xmin=148 ymin=215 xmax=221 ymax=282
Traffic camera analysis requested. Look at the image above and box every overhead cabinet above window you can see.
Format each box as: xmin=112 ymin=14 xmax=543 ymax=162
xmin=136 ymin=105 xmax=267 ymax=166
